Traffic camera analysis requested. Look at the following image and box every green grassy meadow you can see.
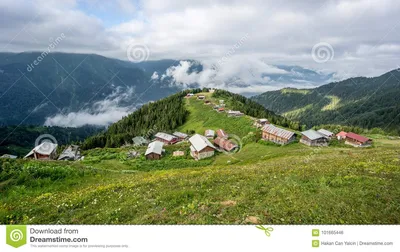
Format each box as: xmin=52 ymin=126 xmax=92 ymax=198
xmin=1 ymin=94 xmax=399 ymax=225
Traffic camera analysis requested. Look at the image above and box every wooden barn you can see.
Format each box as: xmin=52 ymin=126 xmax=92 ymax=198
xmin=24 ymin=142 xmax=58 ymax=160
xmin=300 ymin=129 xmax=329 ymax=147
xmin=189 ymin=134 xmax=216 ymax=160
xmin=214 ymin=137 xmax=238 ymax=152
xmin=145 ymin=141 xmax=164 ymax=160
xmin=173 ymin=132 xmax=189 ymax=141
xmin=261 ymin=124 xmax=296 ymax=145
xmin=317 ymin=129 xmax=334 ymax=139
xmin=345 ymin=132 xmax=372 ymax=147
xmin=154 ymin=132 xmax=178 ymax=145
xmin=58 ymin=145 xmax=81 ymax=161
xmin=227 ymin=110 xmax=244 ymax=117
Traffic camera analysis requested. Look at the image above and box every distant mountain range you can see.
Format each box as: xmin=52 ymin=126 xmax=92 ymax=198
xmin=0 ymin=52 xmax=334 ymax=127
xmin=0 ymin=52 xmax=182 ymax=126
xmin=252 ymin=69 xmax=400 ymax=134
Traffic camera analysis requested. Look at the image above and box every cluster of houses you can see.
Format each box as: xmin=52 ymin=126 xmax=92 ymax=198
xmin=186 ymin=93 xmax=246 ymax=117
xmin=18 ymin=142 xmax=82 ymax=161
xmin=258 ymin=122 xmax=372 ymax=147
xmin=142 ymin=128 xmax=239 ymax=161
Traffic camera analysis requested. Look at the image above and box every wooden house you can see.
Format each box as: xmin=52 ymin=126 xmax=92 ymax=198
xmin=58 ymin=145 xmax=81 ymax=161
xmin=261 ymin=124 xmax=296 ymax=145
xmin=227 ymin=110 xmax=244 ymax=117
xmin=24 ymin=142 xmax=58 ymax=160
xmin=204 ymin=100 xmax=211 ymax=105
xmin=205 ymin=129 xmax=215 ymax=139
xmin=154 ymin=132 xmax=178 ymax=145
xmin=345 ymin=132 xmax=372 ymax=147
xmin=214 ymin=137 xmax=238 ymax=152
xmin=300 ymin=129 xmax=329 ymax=147
xmin=173 ymin=132 xmax=189 ymax=141
xmin=216 ymin=129 xmax=228 ymax=139
xmin=317 ymin=129 xmax=334 ymax=139
xmin=189 ymin=134 xmax=216 ymax=160
xmin=197 ymin=95 xmax=205 ymax=100
xmin=145 ymin=141 xmax=164 ymax=160
xmin=336 ymin=131 xmax=347 ymax=140
xmin=254 ymin=118 xmax=269 ymax=128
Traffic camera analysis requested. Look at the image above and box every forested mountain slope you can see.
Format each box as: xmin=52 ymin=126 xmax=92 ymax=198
xmin=252 ymin=69 xmax=400 ymax=134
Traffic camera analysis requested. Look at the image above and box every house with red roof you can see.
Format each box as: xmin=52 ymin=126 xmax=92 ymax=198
xmin=345 ymin=132 xmax=372 ymax=147
xmin=214 ymin=137 xmax=238 ymax=152
xmin=336 ymin=131 xmax=347 ymax=140
xmin=216 ymin=129 xmax=228 ymax=139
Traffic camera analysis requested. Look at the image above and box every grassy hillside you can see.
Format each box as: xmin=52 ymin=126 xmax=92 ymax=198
xmin=177 ymin=92 xmax=256 ymax=138
xmin=252 ymin=70 xmax=400 ymax=135
xmin=1 ymin=92 xmax=400 ymax=225
xmin=1 ymin=137 xmax=399 ymax=224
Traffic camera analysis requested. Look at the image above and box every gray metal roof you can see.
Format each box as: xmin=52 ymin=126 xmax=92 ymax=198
xmin=262 ymin=124 xmax=296 ymax=140
xmin=317 ymin=129 xmax=334 ymax=137
xmin=189 ymin=134 xmax=215 ymax=151
xmin=301 ymin=129 xmax=327 ymax=140
xmin=58 ymin=145 xmax=81 ymax=160
xmin=173 ymin=132 xmax=188 ymax=138
xmin=155 ymin=132 xmax=177 ymax=142
xmin=145 ymin=141 xmax=164 ymax=156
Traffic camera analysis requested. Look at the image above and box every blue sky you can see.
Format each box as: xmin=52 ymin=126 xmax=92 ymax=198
xmin=76 ymin=0 xmax=140 ymax=27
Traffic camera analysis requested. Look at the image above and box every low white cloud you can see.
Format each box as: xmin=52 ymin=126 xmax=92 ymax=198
xmin=150 ymin=71 xmax=159 ymax=80
xmin=44 ymin=87 xmax=138 ymax=127
xmin=159 ymin=58 xmax=332 ymax=93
